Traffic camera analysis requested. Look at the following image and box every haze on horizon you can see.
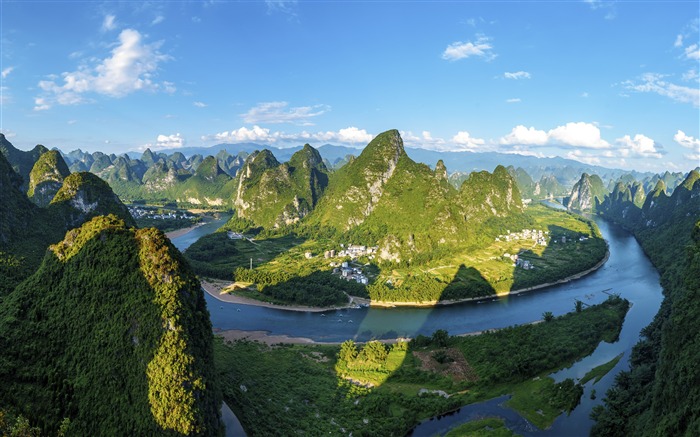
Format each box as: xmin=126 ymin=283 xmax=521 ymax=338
xmin=1 ymin=0 xmax=698 ymax=173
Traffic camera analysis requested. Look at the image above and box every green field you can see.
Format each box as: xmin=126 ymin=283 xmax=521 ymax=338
xmin=215 ymin=296 xmax=629 ymax=435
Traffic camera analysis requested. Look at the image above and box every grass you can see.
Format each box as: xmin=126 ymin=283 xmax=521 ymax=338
xmin=504 ymin=377 xmax=566 ymax=430
xmin=443 ymin=417 xmax=519 ymax=437
xmin=579 ymin=353 xmax=624 ymax=385
xmin=214 ymin=297 xmax=628 ymax=436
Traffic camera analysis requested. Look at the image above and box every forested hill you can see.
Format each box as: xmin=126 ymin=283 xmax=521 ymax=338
xmin=592 ymin=171 xmax=700 ymax=435
xmin=0 ymin=216 xmax=221 ymax=435
xmin=0 ymin=151 xmax=222 ymax=435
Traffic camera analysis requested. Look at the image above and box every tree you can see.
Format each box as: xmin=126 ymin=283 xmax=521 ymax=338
xmin=432 ymin=329 xmax=449 ymax=347
xmin=360 ymin=341 xmax=388 ymax=364
xmin=338 ymin=340 xmax=358 ymax=363
xmin=543 ymin=311 xmax=554 ymax=322
xmin=575 ymin=300 xmax=583 ymax=313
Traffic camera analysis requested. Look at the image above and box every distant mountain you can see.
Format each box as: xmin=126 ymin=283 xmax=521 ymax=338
xmin=0 ymin=150 xmax=133 ymax=293
xmin=0 ymin=133 xmax=49 ymax=190
xmin=49 ymin=172 xmax=135 ymax=229
xmin=27 ymin=150 xmax=71 ymax=207
xmin=565 ymin=173 xmax=608 ymax=212
xmin=231 ymin=144 xmax=329 ymax=228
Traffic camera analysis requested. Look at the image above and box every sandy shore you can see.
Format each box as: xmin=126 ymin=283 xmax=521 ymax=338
xmin=202 ymin=279 xmax=366 ymax=313
xmin=371 ymin=249 xmax=610 ymax=308
xmin=216 ymin=329 xmax=321 ymax=345
xmin=165 ymin=222 xmax=206 ymax=239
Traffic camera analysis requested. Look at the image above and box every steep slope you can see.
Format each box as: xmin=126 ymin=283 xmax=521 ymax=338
xmin=308 ymin=129 xmax=405 ymax=230
xmin=0 ymin=215 xmax=221 ymax=435
xmin=592 ymin=173 xmax=700 ymax=436
xmin=49 ymin=172 xmax=135 ymax=229
xmin=566 ymin=173 xmax=607 ymax=211
xmin=0 ymin=153 xmax=47 ymax=293
xmin=507 ymin=166 xmax=536 ymax=199
xmin=230 ymin=145 xmax=329 ymax=228
xmin=27 ymin=150 xmax=71 ymax=207
xmin=306 ymin=130 xmax=524 ymax=262
xmin=0 ymin=134 xmax=49 ymax=190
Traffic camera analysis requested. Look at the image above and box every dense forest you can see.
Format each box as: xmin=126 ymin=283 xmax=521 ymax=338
xmin=592 ymin=171 xmax=700 ymax=435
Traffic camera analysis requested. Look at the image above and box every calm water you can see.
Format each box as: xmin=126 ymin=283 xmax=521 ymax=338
xmin=172 ymin=214 xmax=663 ymax=436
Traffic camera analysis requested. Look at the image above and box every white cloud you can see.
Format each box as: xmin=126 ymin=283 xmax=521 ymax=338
xmin=674 ymin=130 xmax=700 ymax=150
xmin=622 ymin=73 xmax=699 ymax=107
xmin=67 ymin=120 xmax=78 ymax=125
xmin=34 ymin=29 xmax=171 ymax=110
xmin=506 ymin=98 xmax=521 ymax=103
xmin=504 ymin=71 xmax=531 ymax=80
xmin=581 ymin=92 xmax=589 ymax=98
xmin=400 ymin=130 xmax=450 ymax=150
xmin=684 ymin=43 xmax=700 ymax=60
xmin=313 ymin=127 xmax=374 ymax=145
xmin=442 ymin=35 xmax=495 ymax=61
xmin=102 ymin=14 xmax=117 ymax=32
xmin=499 ymin=125 xmax=549 ymax=145
xmin=451 ymin=131 xmax=485 ymax=150
xmin=194 ymin=101 xmax=207 ymax=108
xmin=152 ymin=15 xmax=165 ymax=25
xmin=203 ymin=126 xmax=275 ymax=144
xmin=499 ymin=122 xmax=610 ymax=149
xmin=1 ymin=66 xmax=14 ymax=78
xmin=675 ymin=34 xmax=684 ymax=48
xmin=682 ymin=69 xmax=698 ymax=82
xmin=201 ymin=126 xmax=374 ymax=146
xmin=33 ymin=97 xmax=51 ymax=111
xmin=0 ymin=128 xmax=17 ymax=138
xmin=615 ymin=134 xmax=662 ymax=158
xmin=241 ymin=101 xmax=329 ymax=125
xmin=685 ymin=152 xmax=700 ymax=162
xmin=549 ymin=122 xmax=609 ymax=149
xmin=141 ymin=133 xmax=185 ymax=151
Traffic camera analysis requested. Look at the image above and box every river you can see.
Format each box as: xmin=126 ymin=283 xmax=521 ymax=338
xmin=171 ymin=214 xmax=663 ymax=436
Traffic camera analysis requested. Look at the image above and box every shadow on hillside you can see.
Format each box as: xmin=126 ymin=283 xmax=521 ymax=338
xmin=441 ymin=264 xmax=496 ymax=301
xmin=184 ymin=232 xmax=307 ymax=280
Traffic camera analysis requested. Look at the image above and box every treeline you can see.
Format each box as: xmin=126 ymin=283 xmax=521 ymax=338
xmin=233 ymin=268 xmax=366 ymax=306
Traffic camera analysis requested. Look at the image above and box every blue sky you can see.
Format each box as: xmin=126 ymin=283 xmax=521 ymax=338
xmin=1 ymin=0 xmax=698 ymax=172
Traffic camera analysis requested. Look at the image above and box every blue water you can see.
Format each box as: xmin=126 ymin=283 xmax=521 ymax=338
xmin=171 ymin=214 xmax=663 ymax=436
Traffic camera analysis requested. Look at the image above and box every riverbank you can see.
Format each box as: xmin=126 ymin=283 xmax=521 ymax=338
xmin=164 ymin=222 xmax=206 ymax=239
xmin=203 ymin=249 xmax=609 ymax=312
xmin=371 ymin=249 xmax=610 ymax=308
xmin=202 ymin=279 xmax=368 ymax=313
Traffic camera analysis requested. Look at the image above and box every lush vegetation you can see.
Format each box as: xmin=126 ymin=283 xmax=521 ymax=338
xmin=579 ymin=353 xmax=623 ymax=386
xmin=0 ymin=216 xmax=221 ymax=436
xmin=592 ymin=171 xmax=700 ymax=436
xmin=215 ymin=296 xmax=628 ymax=435
xmin=444 ymin=417 xmax=519 ymax=437
xmin=233 ymin=268 xmax=351 ymax=306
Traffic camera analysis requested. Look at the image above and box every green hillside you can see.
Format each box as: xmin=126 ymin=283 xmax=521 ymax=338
xmin=231 ymin=145 xmax=329 ymax=228
xmin=592 ymin=171 xmax=700 ymax=435
xmin=27 ymin=150 xmax=71 ymax=207
xmin=566 ymin=173 xmax=607 ymax=211
xmin=0 ymin=216 xmax=221 ymax=435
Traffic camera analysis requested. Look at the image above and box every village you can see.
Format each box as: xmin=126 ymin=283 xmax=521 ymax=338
xmin=497 ymin=228 xmax=591 ymax=270
xmin=325 ymin=244 xmax=378 ymax=285
xmin=128 ymin=205 xmax=196 ymax=221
